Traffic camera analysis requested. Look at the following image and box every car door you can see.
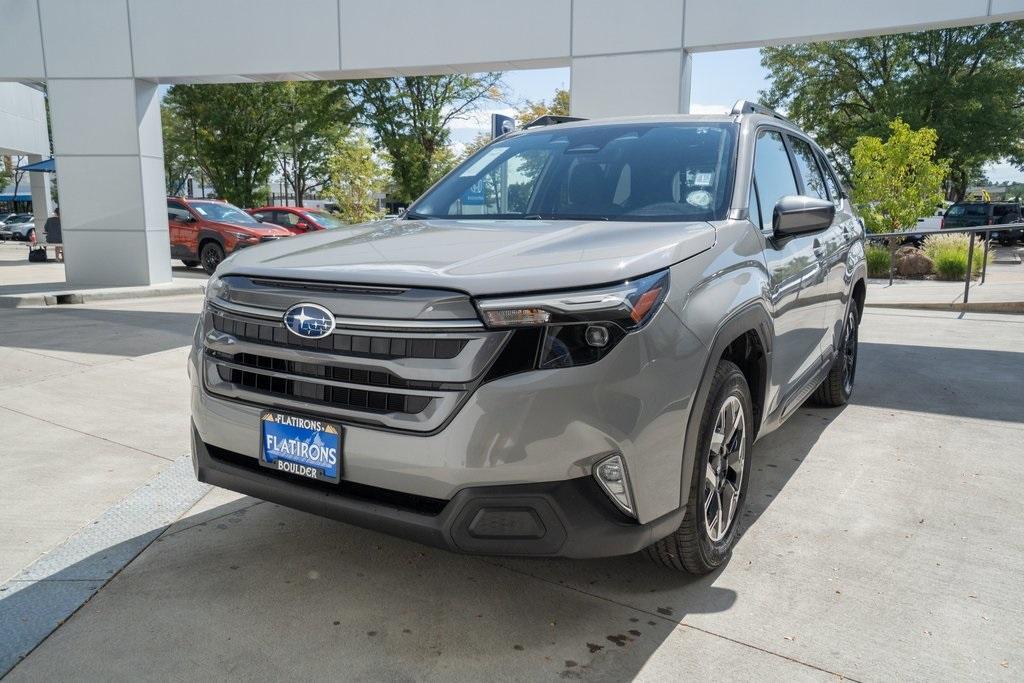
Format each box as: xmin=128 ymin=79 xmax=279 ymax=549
xmin=787 ymin=134 xmax=855 ymax=358
xmin=750 ymin=128 xmax=828 ymax=412
xmin=167 ymin=200 xmax=195 ymax=259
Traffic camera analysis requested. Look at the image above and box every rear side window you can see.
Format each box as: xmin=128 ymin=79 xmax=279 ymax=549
xmin=788 ymin=136 xmax=828 ymax=200
xmin=816 ymin=151 xmax=843 ymax=202
xmin=752 ymin=129 xmax=799 ymax=230
xmin=964 ymin=205 xmax=988 ymax=217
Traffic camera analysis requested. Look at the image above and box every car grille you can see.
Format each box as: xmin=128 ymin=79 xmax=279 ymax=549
xmin=201 ymin=280 xmax=509 ymax=433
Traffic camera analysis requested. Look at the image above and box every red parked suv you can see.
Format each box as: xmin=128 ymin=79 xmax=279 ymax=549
xmin=248 ymin=205 xmax=348 ymax=234
xmin=167 ymin=198 xmax=292 ymax=274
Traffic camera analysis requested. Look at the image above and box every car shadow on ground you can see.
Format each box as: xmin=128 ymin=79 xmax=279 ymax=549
xmin=0 ymin=307 xmax=199 ymax=358
xmin=1 ymin=405 xmax=842 ymax=681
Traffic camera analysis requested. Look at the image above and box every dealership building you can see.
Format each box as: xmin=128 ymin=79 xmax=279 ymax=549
xmin=1 ymin=0 xmax=1022 ymax=287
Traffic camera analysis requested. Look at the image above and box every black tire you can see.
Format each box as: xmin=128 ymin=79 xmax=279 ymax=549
xmin=200 ymin=241 xmax=224 ymax=275
xmin=645 ymin=360 xmax=754 ymax=574
xmin=181 ymin=259 xmax=200 ymax=268
xmin=811 ymin=306 xmax=859 ymax=407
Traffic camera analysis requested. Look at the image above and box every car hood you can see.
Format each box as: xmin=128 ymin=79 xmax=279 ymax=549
xmin=219 ymin=217 xmax=716 ymax=296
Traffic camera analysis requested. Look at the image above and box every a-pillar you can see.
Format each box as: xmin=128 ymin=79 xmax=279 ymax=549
xmin=569 ymin=0 xmax=692 ymax=117
xmin=47 ymin=77 xmax=171 ymax=287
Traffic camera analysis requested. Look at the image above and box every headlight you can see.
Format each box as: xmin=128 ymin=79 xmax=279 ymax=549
xmin=229 ymin=231 xmax=256 ymax=240
xmin=476 ymin=270 xmax=669 ymax=372
xmin=205 ymin=274 xmax=227 ymax=301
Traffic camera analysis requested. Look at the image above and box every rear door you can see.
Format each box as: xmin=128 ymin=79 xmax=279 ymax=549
xmin=750 ymin=128 xmax=827 ymax=412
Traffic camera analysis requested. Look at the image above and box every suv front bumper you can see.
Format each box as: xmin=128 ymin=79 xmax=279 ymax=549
xmin=191 ymin=424 xmax=684 ymax=558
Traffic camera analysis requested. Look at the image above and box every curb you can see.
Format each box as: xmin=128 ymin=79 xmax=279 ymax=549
xmin=0 ymin=456 xmax=210 ymax=676
xmin=0 ymin=283 xmax=205 ymax=308
xmin=865 ymin=301 xmax=1024 ymax=314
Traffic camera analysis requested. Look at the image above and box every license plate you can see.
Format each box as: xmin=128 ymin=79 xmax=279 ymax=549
xmin=260 ymin=411 xmax=342 ymax=483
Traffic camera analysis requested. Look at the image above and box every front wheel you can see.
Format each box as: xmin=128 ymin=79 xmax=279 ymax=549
xmin=645 ymin=360 xmax=753 ymax=574
xmin=811 ymin=306 xmax=859 ymax=407
xmin=200 ymin=242 xmax=224 ymax=275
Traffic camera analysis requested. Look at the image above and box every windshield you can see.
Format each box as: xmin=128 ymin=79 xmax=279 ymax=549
xmin=189 ymin=201 xmax=261 ymax=226
xmin=306 ymin=210 xmax=346 ymax=229
xmin=410 ymin=122 xmax=738 ymax=222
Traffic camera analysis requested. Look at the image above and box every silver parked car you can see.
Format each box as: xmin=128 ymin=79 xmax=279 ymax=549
xmin=189 ymin=101 xmax=866 ymax=573
xmin=3 ymin=213 xmax=36 ymax=241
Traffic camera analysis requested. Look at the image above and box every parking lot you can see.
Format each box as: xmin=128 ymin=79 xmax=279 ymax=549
xmin=1 ymin=273 xmax=1021 ymax=681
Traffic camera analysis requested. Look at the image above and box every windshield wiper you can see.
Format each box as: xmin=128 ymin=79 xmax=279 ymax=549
xmin=403 ymin=211 xmax=432 ymax=220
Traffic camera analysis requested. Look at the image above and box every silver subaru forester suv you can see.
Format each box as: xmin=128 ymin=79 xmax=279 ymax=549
xmin=190 ymin=101 xmax=866 ymax=573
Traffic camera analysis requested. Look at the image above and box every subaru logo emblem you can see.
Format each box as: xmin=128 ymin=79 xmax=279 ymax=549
xmin=283 ymin=303 xmax=336 ymax=339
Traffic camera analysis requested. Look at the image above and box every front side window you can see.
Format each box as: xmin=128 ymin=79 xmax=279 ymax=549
xmin=188 ymin=201 xmax=261 ymax=226
xmin=411 ymin=122 xmax=738 ymax=222
xmin=752 ymin=129 xmax=799 ymax=229
xmin=789 ymin=136 xmax=828 ymax=200
xmin=167 ymin=201 xmax=191 ymax=222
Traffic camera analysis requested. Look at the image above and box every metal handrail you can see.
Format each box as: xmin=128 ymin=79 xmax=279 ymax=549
xmin=864 ymin=223 xmax=1024 ymax=304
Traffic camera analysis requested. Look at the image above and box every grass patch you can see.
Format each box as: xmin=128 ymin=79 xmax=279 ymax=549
xmin=866 ymin=242 xmax=892 ymax=278
xmin=921 ymin=233 xmax=988 ymax=281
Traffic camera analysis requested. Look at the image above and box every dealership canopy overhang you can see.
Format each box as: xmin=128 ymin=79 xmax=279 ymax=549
xmin=16 ymin=157 xmax=55 ymax=173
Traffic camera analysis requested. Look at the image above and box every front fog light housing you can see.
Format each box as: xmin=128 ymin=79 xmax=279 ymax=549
xmin=594 ymin=454 xmax=636 ymax=518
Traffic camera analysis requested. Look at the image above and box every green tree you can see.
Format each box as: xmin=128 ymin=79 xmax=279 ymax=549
xmin=325 ymin=131 xmax=387 ymax=224
xmin=0 ymin=156 xmax=12 ymax=192
xmin=163 ymin=83 xmax=289 ymax=207
xmin=276 ymin=82 xmax=356 ymax=206
xmin=355 ymin=74 xmax=505 ymax=203
xmin=161 ymin=105 xmax=198 ymax=195
xmin=851 ymin=119 xmax=949 ymax=233
xmin=761 ymin=23 xmax=1024 ymax=199
xmin=515 ymin=87 xmax=570 ymax=127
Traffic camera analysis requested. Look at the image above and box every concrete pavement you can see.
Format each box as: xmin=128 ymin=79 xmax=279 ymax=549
xmin=0 ymin=299 xmax=1020 ymax=681
xmin=0 ymin=243 xmax=206 ymax=307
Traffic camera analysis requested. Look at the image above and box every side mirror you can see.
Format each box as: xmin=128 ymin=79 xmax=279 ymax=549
xmin=296 ymin=221 xmax=311 ymax=230
xmin=773 ymin=196 xmax=835 ymax=237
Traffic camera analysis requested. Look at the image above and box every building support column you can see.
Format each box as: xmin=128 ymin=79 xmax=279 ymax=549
xmin=570 ymin=48 xmax=693 ymax=118
xmin=48 ymin=78 xmax=171 ymax=287
xmin=27 ymin=154 xmax=53 ymax=231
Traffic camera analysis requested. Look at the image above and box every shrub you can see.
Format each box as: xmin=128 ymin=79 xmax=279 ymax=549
xmin=921 ymin=233 xmax=988 ymax=280
xmin=866 ymin=242 xmax=892 ymax=278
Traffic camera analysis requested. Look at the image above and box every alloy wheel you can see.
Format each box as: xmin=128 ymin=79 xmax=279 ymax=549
xmin=841 ymin=310 xmax=858 ymax=395
xmin=704 ymin=395 xmax=746 ymax=543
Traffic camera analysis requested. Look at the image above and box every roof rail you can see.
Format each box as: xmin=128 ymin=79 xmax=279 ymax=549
xmin=522 ymin=114 xmax=587 ymax=130
xmin=730 ymin=99 xmax=791 ymax=123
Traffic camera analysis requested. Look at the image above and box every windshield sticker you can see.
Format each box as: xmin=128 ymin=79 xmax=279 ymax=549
xmin=686 ymin=190 xmax=713 ymax=209
xmin=693 ymin=171 xmax=714 ymax=187
xmin=194 ymin=206 xmax=208 ymax=216
xmin=460 ymin=147 xmax=507 ymax=177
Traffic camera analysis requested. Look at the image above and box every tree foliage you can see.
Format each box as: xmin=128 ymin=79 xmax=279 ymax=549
xmin=355 ymin=74 xmax=505 ymax=203
xmin=163 ymin=83 xmax=289 ymax=207
xmin=325 ymin=130 xmax=388 ymax=224
xmin=276 ymin=82 xmax=356 ymax=206
xmin=851 ymin=119 xmax=949 ymax=233
xmin=515 ymin=87 xmax=570 ymax=127
xmin=0 ymin=156 xmax=12 ymax=192
xmin=161 ymin=105 xmax=198 ymax=195
xmin=761 ymin=23 xmax=1024 ymax=198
